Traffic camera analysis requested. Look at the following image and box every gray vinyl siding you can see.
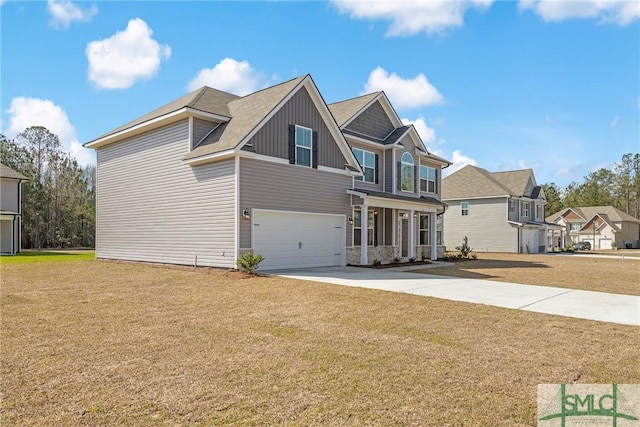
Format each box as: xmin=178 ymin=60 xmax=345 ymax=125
xmin=247 ymin=87 xmax=347 ymax=169
xmin=192 ymin=118 xmax=219 ymax=148
xmin=345 ymin=101 xmax=395 ymax=140
xmin=96 ymin=120 xmax=236 ymax=268
xmin=443 ymin=198 xmax=518 ymax=252
xmin=384 ymin=149 xmax=394 ymax=193
xmin=507 ymin=199 xmax=518 ymax=222
xmin=349 ymin=141 xmax=384 ymax=192
xmin=1 ymin=179 xmax=19 ymax=212
xmin=239 ymin=158 xmax=351 ymax=248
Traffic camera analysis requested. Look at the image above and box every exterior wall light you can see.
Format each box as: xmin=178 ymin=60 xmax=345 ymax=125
xmin=242 ymin=209 xmax=251 ymax=220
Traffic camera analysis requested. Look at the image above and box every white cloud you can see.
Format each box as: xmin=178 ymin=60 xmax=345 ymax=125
xmin=362 ymin=67 xmax=443 ymax=109
xmin=610 ymin=116 xmax=620 ymax=127
xmin=331 ymin=0 xmax=494 ymax=36
xmin=5 ymin=97 xmax=94 ymax=167
xmin=47 ymin=0 xmax=98 ymax=28
xmin=187 ymin=58 xmax=264 ymax=95
xmin=518 ymin=0 xmax=639 ymax=25
xmin=445 ymin=150 xmax=478 ymax=176
xmin=86 ymin=18 xmax=171 ymax=90
xmin=402 ymin=116 xmax=436 ymax=144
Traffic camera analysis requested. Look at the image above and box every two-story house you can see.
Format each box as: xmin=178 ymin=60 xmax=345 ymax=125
xmin=1 ymin=163 xmax=27 ymax=255
xmin=442 ymin=165 xmax=552 ymax=253
xmin=84 ymin=74 xmax=450 ymax=270
xmin=546 ymin=206 xmax=640 ymax=249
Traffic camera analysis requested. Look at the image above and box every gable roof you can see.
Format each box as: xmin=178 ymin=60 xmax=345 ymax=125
xmin=442 ymin=165 xmax=529 ymax=200
xmin=328 ymin=92 xmax=380 ymax=127
xmin=491 ymin=169 xmax=536 ymax=197
xmin=0 ymin=163 xmax=27 ymax=180
xmin=547 ymin=206 xmax=640 ymax=224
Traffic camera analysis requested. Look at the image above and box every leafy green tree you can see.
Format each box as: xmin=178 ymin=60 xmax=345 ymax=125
xmin=541 ymin=183 xmax=563 ymax=216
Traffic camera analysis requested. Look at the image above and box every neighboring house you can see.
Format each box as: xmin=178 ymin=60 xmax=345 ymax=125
xmin=546 ymin=206 xmax=640 ymax=249
xmin=84 ymin=74 xmax=451 ymax=270
xmin=442 ymin=165 xmax=555 ymax=253
xmin=0 ymin=163 xmax=27 ymax=255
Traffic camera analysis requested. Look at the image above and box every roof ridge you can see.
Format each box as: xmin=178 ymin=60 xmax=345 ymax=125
xmin=232 ymin=75 xmax=307 ymax=102
xmin=328 ymin=91 xmax=380 ymax=106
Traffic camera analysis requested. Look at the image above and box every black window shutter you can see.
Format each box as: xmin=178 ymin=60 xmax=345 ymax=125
xmin=375 ymin=154 xmax=379 ymax=184
xmin=288 ymin=125 xmax=295 ymax=164
xmin=397 ymin=161 xmax=402 ymax=190
xmin=414 ymin=165 xmax=418 ymax=192
xmin=312 ymin=131 xmax=318 ymax=169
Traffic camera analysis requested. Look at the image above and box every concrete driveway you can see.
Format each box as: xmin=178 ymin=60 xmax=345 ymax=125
xmin=268 ymin=266 xmax=640 ymax=326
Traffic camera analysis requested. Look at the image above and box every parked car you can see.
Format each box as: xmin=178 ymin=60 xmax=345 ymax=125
xmin=574 ymin=241 xmax=592 ymax=251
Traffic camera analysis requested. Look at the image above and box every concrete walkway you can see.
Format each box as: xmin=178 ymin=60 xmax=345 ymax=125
xmin=268 ymin=265 xmax=640 ymax=326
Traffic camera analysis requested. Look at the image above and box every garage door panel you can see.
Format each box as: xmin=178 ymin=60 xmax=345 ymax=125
xmin=253 ymin=210 xmax=344 ymax=270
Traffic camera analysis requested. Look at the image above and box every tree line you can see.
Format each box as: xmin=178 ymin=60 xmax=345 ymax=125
xmin=1 ymin=126 xmax=95 ymax=249
xmin=542 ymin=153 xmax=640 ymax=218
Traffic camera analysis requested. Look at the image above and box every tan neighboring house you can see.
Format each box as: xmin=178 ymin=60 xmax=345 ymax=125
xmin=546 ymin=206 xmax=640 ymax=249
xmin=442 ymin=165 xmax=557 ymax=253
xmin=0 ymin=163 xmax=27 ymax=255
xmin=84 ymin=74 xmax=451 ymax=270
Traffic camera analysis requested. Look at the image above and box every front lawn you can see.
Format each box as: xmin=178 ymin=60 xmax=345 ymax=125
xmin=1 ymin=260 xmax=638 ymax=426
xmin=0 ymin=250 xmax=95 ymax=264
xmin=416 ymin=252 xmax=640 ymax=295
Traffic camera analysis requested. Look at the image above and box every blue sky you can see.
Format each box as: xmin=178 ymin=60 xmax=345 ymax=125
xmin=1 ymin=0 xmax=638 ymax=186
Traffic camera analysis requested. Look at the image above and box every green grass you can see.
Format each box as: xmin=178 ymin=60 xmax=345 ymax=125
xmin=0 ymin=251 xmax=95 ymax=264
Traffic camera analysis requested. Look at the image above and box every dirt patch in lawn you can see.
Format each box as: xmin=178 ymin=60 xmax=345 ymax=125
xmin=2 ymin=260 xmax=639 ymax=426
xmin=415 ymin=253 xmax=640 ymax=295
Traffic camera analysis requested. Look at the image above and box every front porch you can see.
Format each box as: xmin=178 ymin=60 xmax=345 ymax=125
xmin=347 ymin=190 xmax=446 ymax=266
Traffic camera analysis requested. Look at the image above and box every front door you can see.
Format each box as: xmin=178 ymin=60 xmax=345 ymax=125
xmin=400 ymin=217 xmax=408 ymax=258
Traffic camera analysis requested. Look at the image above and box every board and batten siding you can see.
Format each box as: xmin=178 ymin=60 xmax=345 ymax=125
xmin=246 ymin=87 xmax=347 ymax=170
xmin=443 ymin=198 xmax=518 ymax=252
xmin=96 ymin=120 xmax=237 ymax=268
xmin=238 ymin=158 xmax=352 ymax=249
xmin=345 ymin=101 xmax=395 ymax=140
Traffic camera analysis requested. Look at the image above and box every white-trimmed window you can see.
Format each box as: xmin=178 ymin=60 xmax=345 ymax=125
xmin=295 ymin=125 xmax=312 ymax=167
xmin=401 ymin=152 xmax=414 ymax=192
xmin=509 ymin=200 xmax=516 ymax=212
xmin=419 ymin=214 xmax=429 ymax=245
xmin=353 ymin=148 xmax=376 ymax=183
xmin=436 ymin=215 xmax=443 ymax=245
xmin=536 ymin=204 xmax=543 ymax=219
xmin=520 ymin=201 xmax=529 ymax=218
xmin=354 ymin=208 xmax=374 ymax=246
xmin=420 ymin=166 xmax=437 ymax=193
xmin=570 ymin=222 xmax=582 ymax=231
xmin=461 ymin=201 xmax=469 ymax=216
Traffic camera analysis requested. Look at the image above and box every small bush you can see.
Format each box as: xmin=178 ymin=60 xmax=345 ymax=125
xmin=454 ymin=242 xmax=473 ymax=259
xmin=392 ymin=257 xmax=401 ymax=264
xmin=409 ymin=257 xmax=416 ymax=263
xmin=372 ymin=259 xmax=381 ymax=266
xmin=236 ymin=252 xmax=264 ymax=274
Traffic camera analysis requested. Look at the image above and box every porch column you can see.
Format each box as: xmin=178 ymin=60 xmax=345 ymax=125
xmin=360 ymin=205 xmax=368 ymax=265
xmin=551 ymin=229 xmax=555 ymax=252
xmin=559 ymin=230 xmax=564 ymax=249
xmin=408 ymin=209 xmax=415 ymax=259
xmin=544 ymin=226 xmax=548 ymax=253
xmin=430 ymin=212 xmax=438 ymax=260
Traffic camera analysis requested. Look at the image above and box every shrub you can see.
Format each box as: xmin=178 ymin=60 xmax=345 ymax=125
xmin=372 ymin=259 xmax=381 ymax=266
xmin=454 ymin=241 xmax=473 ymax=259
xmin=392 ymin=257 xmax=401 ymax=264
xmin=236 ymin=252 xmax=264 ymax=274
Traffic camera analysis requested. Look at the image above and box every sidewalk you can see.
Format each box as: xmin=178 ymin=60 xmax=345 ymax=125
xmin=269 ymin=266 xmax=640 ymax=326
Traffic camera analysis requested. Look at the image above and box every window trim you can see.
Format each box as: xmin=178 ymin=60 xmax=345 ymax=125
xmin=353 ymin=208 xmax=375 ymax=246
xmin=419 ymin=214 xmax=429 ymax=245
xmin=420 ymin=165 xmax=437 ymax=194
xmin=509 ymin=200 xmax=516 ymax=212
xmin=536 ymin=204 xmax=543 ymax=219
xmin=400 ymin=152 xmax=414 ymax=192
xmin=520 ymin=201 xmax=529 ymax=217
xmin=461 ymin=201 xmax=469 ymax=216
xmin=295 ymin=125 xmax=312 ymax=167
xmin=353 ymin=147 xmax=376 ymax=183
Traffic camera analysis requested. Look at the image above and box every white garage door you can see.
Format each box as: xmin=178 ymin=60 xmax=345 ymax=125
xmin=522 ymin=228 xmax=539 ymax=253
xmin=599 ymin=239 xmax=613 ymax=250
xmin=252 ymin=210 xmax=345 ymax=270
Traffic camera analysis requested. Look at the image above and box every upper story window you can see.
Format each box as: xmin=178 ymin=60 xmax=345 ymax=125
xmin=400 ymin=152 xmax=414 ymax=192
xmin=570 ymin=222 xmax=583 ymax=231
xmin=536 ymin=204 xmax=543 ymax=219
xmin=509 ymin=200 xmax=516 ymax=212
xmin=461 ymin=201 xmax=469 ymax=216
xmin=353 ymin=148 xmax=376 ymax=183
xmin=295 ymin=125 xmax=312 ymax=167
xmin=420 ymin=166 xmax=437 ymax=193
xmin=520 ymin=201 xmax=529 ymax=218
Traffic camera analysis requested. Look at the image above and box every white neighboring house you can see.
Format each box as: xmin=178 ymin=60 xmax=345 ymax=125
xmin=546 ymin=206 xmax=640 ymax=249
xmin=442 ymin=165 xmax=557 ymax=253
xmin=0 ymin=163 xmax=27 ymax=255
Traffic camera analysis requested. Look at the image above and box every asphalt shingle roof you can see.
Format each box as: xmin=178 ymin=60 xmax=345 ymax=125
xmin=546 ymin=206 xmax=640 ymax=224
xmin=327 ymin=92 xmax=380 ymax=127
xmin=0 ymin=163 xmax=27 ymax=180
